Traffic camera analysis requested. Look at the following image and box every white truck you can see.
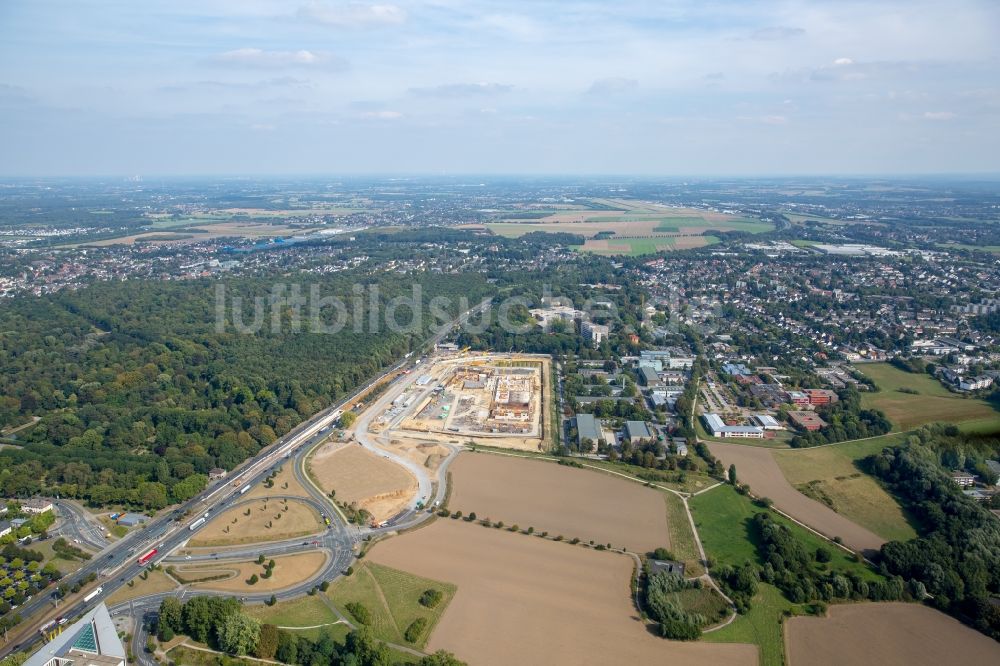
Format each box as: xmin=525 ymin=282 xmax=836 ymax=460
xmin=239 ymin=484 xmax=251 ymax=495
xmin=189 ymin=517 xmax=207 ymax=531
xmin=83 ymin=586 xmax=104 ymax=603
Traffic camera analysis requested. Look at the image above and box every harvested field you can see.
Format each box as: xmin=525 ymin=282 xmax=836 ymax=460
xmin=707 ymin=441 xmax=885 ymax=553
xmin=785 ymin=602 xmax=1000 ymax=665
xmin=189 ymin=498 xmax=323 ymax=547
xmin=310 ymin=442 xmax=417 ymax=523
xmin=244 ymin=464 xmax=310 ymax=501
xmin=369 ymin=519 xmax=755 ymax=666
xmin=449 ymin=452 xmax=670 ymax=554
xmin=183 ymin=551 xmax=327 ymax=592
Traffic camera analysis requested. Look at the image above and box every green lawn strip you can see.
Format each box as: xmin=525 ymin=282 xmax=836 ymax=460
xmin=702 ymin=583 xmax=796 ymax=666
xmin=165 ymin=646 xmax=262 ymax=666
xmin=662 ymin=492 xmax=705 ymax=577
xmin=772 ymin=433 xmax=919 ymax=543
xmin=326 ymin=561 xmax=455 ymax=649
xmin=246 ymin=595 xmax=339 ymax=629
xmin=579 ymin=457 xmax=716 ymax=494
xmin=466 ymin=444 xmax=718 ymax=495
xmin=858 ymin=363 xmax=1000 ymax=431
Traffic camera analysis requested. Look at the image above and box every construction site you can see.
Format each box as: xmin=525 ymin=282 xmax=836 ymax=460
xmin=400 ymin=358 xmax=543 ymax=437
xmin=365 ymin=353 xmax=551 ymax=453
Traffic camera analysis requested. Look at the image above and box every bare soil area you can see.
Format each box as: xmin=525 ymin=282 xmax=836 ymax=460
xmin=785 ymin=602 xmax=1000 ymax=665
xmin=369 ymin=519 xmax=755 ymax=666
xmin=707 ymin=442 xmax=885 ymax=553
xmin=310 ymin=442 xmax=418 ymax=522
xmin=449 ymin=452 xmax=670 ymax=554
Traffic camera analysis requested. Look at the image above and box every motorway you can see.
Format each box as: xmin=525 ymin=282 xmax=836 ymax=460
xmin=1 ymin=301 xmax=489 ymax=660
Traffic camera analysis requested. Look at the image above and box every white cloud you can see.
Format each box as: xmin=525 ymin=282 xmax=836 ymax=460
xmin=749 ymin=26 xmax=805 ymax=41
xmin=298 ymin=1 xmax=405 ymax=28
xmin=213 ymin=48 xmax=347 ymax=69
xmin=922 ymin=111 xmax=956 ymax=120
xmin=479 ymin=14 xmax=545 ymax=41
xmin=360 ymin=110 xmax=403 ymax=119
xmin=586 ymin=77 xmax=639 ymax=95
xmin=834 ymin=57 xmax=855 ymax=66
xmin=408 ymin=83 xmax=513 ymax=98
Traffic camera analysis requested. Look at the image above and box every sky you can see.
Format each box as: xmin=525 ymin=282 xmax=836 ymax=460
xmin=1 ymin=0 xmax=998 ymax=176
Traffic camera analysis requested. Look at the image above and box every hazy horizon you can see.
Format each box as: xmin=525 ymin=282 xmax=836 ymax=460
xmin=2 ymin=1 xmax=999 ymax=176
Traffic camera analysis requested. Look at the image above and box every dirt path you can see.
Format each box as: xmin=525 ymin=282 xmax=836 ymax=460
xmin=707 ymin=442 xmax=885 ymax=554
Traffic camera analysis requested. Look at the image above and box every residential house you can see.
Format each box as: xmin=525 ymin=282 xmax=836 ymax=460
xmin=20 ymin=498 xmax=53 ymax=514
xmin=951 ymin=471 xmax=976 ymax=487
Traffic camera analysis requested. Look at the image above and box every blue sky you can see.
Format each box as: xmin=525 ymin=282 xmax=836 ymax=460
xmin=1 ymin=0 xmax=998 ymax=175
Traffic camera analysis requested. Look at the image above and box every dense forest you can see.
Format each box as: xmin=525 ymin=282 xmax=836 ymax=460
xmin=0 ymin=271 xmax=489 ymax=509
xmin=864 ymin=426 xmax=1000 ymax=639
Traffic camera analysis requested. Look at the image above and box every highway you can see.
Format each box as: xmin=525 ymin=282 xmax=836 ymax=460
xmin=1 ymin=300 xmax=488 ymax=660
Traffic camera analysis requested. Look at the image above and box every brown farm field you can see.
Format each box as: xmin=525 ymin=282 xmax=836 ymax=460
xmin=707 ymin=441 xmax=886 ymax=553
xmin=449 ymin=452 xmax=670 ymax=554
xmin=310 ymin=442 xmax=417 ymax=523
xmin=785 ymin=602 xmax=1000 ymax=665
xmin=188 ymin=498 xmax=323 ymax=547
xmin=368 ymin=519 xmax=756 ymax=666
xmin=182 ymin=551 xmax=327 ymax=592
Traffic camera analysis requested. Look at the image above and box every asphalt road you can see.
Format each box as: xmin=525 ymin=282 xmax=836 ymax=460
xmin=2 ymin=302 xmax=485 ymax=660
xmin=50 ymin=499 xmax=111 ymax=552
